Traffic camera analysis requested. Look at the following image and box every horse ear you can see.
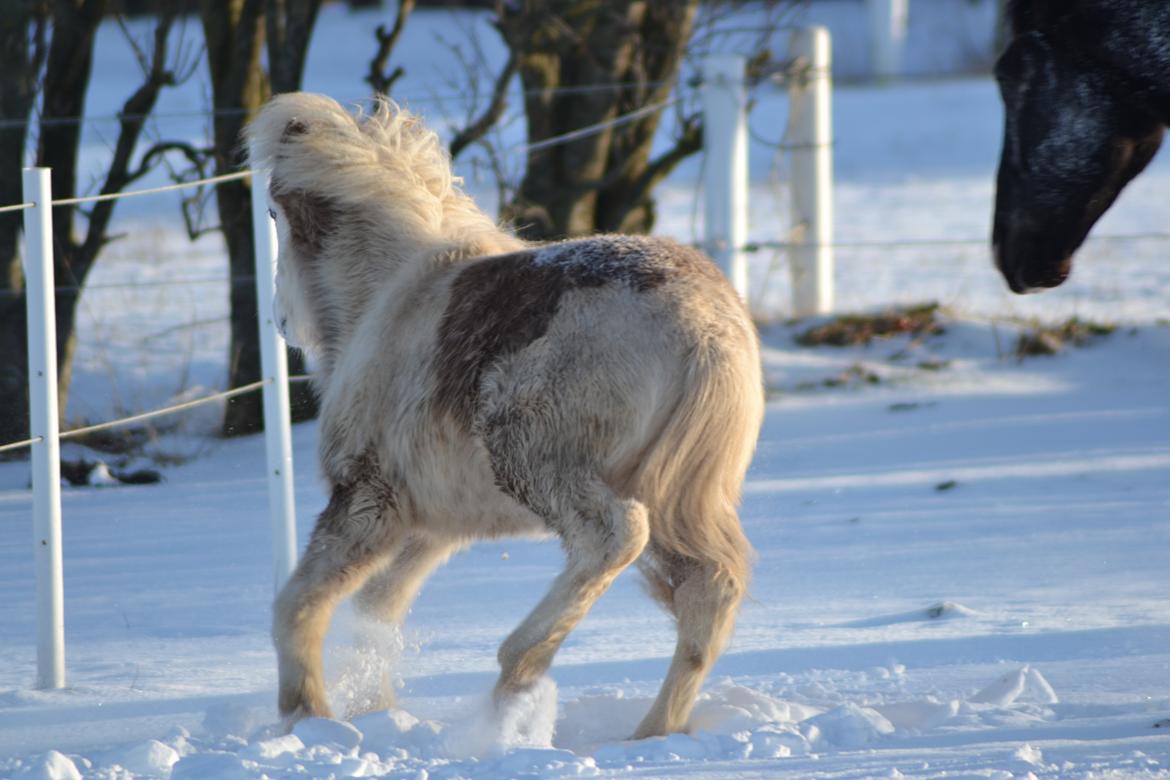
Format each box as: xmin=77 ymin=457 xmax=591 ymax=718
xmin=281 ymin=119 xmax=309 ymax=143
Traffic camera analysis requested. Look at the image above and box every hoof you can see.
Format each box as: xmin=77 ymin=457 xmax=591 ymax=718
xmin=279 ymin=697 xmax=333 ymax=733
xmin=280 ymin=705 xmax=311 ymax=734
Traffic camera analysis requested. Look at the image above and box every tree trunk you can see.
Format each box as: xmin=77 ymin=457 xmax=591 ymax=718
xmin=499 ymin=0 xmax=699 ymax=241
xmin=203 ymin=0 xmax=320 ymax=437
xmin=0 ymin=1 xmax=46 ymax=446
xmin=267 ymin=0 xmax=322 ymax=94
xmin=36 ymin=0 xmax=108 ymax=426
xmin=203 ymin=0 xmax=269 ymax=436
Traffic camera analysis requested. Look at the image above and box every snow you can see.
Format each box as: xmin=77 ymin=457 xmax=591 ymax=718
xmin=2 ymin=4 xmax=1170 ymax=779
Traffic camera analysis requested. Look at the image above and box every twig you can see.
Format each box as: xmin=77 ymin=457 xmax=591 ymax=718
xmin=367 ymin=0 xmax=415 ymax=95
xmin=449 ymin=51 xmax=517 ymax=159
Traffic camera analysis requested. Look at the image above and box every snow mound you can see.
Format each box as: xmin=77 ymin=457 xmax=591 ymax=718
xmin=14 ymin=751 xmax=83 ymax=780
xmin=352 ymin=707 xmax=443 ymax=756
xmin=291 ymin=717 xmax=363 ymax=754
xmin=803 ymin=703 xmax=896 ymax=749
xmin=690 ymin=682 xmax=824 ymax=734
xmin=970 ymin=666 xmax=1059 ymax=707
xmin=873 ymin=698 xmax=961 ymax=731
xmin=117 ymin=739 xmax=181 ymax=775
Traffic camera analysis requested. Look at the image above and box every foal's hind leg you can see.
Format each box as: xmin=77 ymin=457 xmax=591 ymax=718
xmin=633 ymin=556 xmax=745 ymax=738
xmin=492 ymin=475 xmax=649 ymax=699
xmin=273 ymin=479 xmax=400 ymax=724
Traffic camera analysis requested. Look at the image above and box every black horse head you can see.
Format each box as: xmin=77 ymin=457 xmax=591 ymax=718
xmin=992 ymin=2 xmax=1166 ymax=293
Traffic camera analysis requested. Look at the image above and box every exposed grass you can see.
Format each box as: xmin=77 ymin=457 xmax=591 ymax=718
xmin=796 ymin=303 xmax=944 ymax=347
xmin=793 ymin=362 xmax=883 ymax=392
xmin=1015 ymin=317 xmax=1117 ymax=358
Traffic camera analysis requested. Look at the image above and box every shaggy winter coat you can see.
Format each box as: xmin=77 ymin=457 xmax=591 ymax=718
xmin=246 ymin=92 xmax=764 ymax=738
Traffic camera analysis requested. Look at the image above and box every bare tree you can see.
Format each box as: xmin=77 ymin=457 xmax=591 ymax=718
xmin=0 ymin=2 xmax=190 ymax=445
xmin=385 ymin=1 xmax=787 ymax=242
xmin=496 ymin=0 xmax=704 ymax=240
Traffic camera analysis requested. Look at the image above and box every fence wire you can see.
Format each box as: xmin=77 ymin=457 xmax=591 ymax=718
xmin=51 ymin=170 xmax=252 ymax=207
xmin=0 ymin=376 xmax=313 ymax=456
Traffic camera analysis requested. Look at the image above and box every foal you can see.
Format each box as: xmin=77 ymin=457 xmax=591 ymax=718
xmin=247 ymin=93 xmax=764 ymax=739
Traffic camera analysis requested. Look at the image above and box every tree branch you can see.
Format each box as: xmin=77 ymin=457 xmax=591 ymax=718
xmin=449 ymin=50 xmax=517 ymax=159
xmin=624 ymin=111 xmax=703 ymax=208
xmin=78 ymin=12 xmax=178 ymax=269
xmin=367 ymin=0 xmax=415 ymax=95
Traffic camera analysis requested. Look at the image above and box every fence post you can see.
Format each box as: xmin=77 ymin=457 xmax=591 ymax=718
xmin=868 ymin=0 xmax=909 ymax=80
xmin=23 ymin=167 xmax=65 ymax=690
xmin=702 ymin=55 xmax=749 ymax=301
xmin=250 ymin=170 xmax=298 ymax=592
xmin=787 ymin=27 xmax=835 ymax=318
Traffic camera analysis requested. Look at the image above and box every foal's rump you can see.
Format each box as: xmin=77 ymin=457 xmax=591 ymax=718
xmin=438 ymin=235 xmax=763 ymax=587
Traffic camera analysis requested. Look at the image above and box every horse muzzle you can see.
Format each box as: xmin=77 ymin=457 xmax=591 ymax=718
xmin=993 ymin=231 xmax=1073 ymax=294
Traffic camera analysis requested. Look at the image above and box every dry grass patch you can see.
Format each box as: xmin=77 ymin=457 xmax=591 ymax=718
xmin=796 ymin=303 xmax=944 ymax=347
xmin=1015 ymin=317 xmax=1116 ymax=358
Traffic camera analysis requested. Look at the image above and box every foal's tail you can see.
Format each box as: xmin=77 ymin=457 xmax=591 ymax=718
xmin=635 ymin=319 xmax=764 ymax=599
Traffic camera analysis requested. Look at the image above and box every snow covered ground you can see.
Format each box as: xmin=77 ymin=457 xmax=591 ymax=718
xmin=2 ymin=6 xmax=1169 ymax=779
xmin=2 ymin=314 xmax=1168 ymax=779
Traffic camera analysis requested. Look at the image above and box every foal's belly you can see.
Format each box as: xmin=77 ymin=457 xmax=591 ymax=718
xmin=398 ymin=431 xmax=549 ymax=541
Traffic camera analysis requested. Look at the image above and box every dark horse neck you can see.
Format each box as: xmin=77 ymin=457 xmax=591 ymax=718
xmin=1073 ymin=2 xmax=1170 ymax=125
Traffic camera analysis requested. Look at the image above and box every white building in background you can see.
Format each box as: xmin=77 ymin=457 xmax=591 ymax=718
xmin=793 ymin=0 xmax=1000 ymax=81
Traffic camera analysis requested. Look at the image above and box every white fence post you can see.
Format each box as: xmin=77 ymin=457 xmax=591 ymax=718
xmin=702 ymin=55 xmax=749 ymax=301
xmin=869 ymin=0 xmax=909 ymax=80
xmin=250 ymin=170 xmax=298 ymax=592
xmin=23 ymin=167 xmax=65 ymax=690
xmin=788 ymin=27 xmax=835 ymax=318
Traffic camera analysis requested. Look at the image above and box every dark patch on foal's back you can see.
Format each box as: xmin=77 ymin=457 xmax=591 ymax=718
xmin=432 ymin=238 xmax=699 ymax=430
xmin=434 ymin=251 xmax=564 ymax=430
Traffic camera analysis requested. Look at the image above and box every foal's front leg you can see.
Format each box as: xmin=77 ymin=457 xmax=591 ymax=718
xmin=272 ymin=478 xmax=400 ymax=724
xmin=344 ymin=535 xmax=459 ymax=715
xmin=354 ymin=535 xmax=458 ymax=626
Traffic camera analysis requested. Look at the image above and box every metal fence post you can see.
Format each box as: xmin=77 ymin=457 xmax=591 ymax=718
xmin=702 ymin=55 xmax=749 ymax=301
xmin=788 ymin=27 xmax=835 ymax=317
xmin=869 ymin=0 xmax=909 ymax=80
xmin=23 ymin=167 xmax=65 ymax=690
xmin=250 ymin=170 xmax=298 ymax=592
